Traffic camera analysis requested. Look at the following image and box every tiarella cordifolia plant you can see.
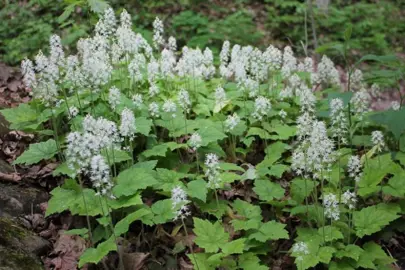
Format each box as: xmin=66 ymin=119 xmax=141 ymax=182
xmin=6 ymin=7 xmax=405 ymax=270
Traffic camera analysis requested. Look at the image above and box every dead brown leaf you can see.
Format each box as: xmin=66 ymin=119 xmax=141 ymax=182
xmin=45 ymin=230 xmax=86 ymax=270
xmin=179 ymin=257 xmax=194 ymax=270
xmin=123 ymin=252 xmax=150 ymax=270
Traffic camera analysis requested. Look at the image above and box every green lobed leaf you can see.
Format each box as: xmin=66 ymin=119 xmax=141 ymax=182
xmin=353 ymin=203 xmax=400 ymax=237
xmin=317 ymin=226 xmax=343 ymax=242
xmin=154 ymin=168 xmax=187 ymax=192
xmin=335 ymin=244 xmax=364 ymax=261
xmin=248 ymin=221 xmax=289 ymax=242
xmin=238 ymin=252 xmax=268 ymax=270
xmin=187 ymin=178 xmax=208 ymax=202
xmin=253 ymin=180 xmax=285 ymax=201
xmin=290 ymin=178 xmax=317 ymax=204
xmin=136 ymin=116 xmax=153 ymax=136
xmin=78 ymin=236 xmax=116 ymax=267
xmin=193 ymin=217 xmax=229 ymax=253
xmin=108 ymin=193 xmax=142 ymax=209
xmin=152 ymin=199 xmax=176 ymax=224
xmin=221 ymin=238 xmax=246 ymax=255
xmin=187 ymin=253 xmax=213 ymax=270
xmin=114 ymin=208 xmax=150 ymax=236
xmin=0 ymin=103 xmax=38 ymax=130
xmin=14 ymin=139 xmax=58 ymax=165
xmin=113 ymin=167 xmax=157 ymax=197
xmin=198 ymin=126 xmax=227 ymax=146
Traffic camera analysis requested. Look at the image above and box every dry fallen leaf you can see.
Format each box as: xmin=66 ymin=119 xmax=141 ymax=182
xmin=123 ymin=252 xmax=150 ymax=270
xmin=46 ymin=230 xmax=86 ymax=270
xmin=179 ymin=257 xmax=193 ymax=270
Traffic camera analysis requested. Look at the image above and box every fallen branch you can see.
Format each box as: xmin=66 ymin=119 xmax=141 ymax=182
xmin=0 ymin=171 xmax=21 ymax=182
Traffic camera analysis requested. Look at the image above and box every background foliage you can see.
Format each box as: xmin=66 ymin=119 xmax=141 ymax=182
xmin=1 ymin=0 xmax=404 ymax=65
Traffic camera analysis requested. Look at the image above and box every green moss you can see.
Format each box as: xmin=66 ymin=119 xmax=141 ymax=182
xmin=0 ymin=247 xmax=43 ymax=270
xmin=0 ymin=217 xmax=28 ymax=245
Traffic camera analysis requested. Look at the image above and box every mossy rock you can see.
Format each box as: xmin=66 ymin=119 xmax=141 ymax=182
xmin=0 ymin=217 xmax=48 ymax=270
xmin=0 ymin=246 xmax=43 ymax=270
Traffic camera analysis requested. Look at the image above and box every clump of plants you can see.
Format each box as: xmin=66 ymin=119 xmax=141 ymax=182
xmin=3 ymin=7 xmax=405 ymax=269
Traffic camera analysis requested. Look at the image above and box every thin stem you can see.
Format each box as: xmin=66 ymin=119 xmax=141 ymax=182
xmin=78 ymin=175 xmax=93 ymax=246
xmin=181 ymin=218 xmax=200 ymax=270
xmin=196 ymin=150 xmax=200 ymax=175
xmin=307 ymin=0 xmax=318 ymax=54
xmin=214 ymin=189 xmax=220 ymax=212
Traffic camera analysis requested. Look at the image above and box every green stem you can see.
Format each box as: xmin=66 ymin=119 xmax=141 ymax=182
xmin=78 ymin=175 xmax=93 ymax=246
xmin=181 ymin=218 xmax=200 ymax=270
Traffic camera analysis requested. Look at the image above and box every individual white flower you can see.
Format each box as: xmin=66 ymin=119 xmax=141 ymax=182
xmin=119 ymin=108 xmax=136 ymax=138
xmin=351 ymin=88 xmax=370 ymax=120
xmin=79 ymin=36 xmax=112 ymax=90
xmin=263 ymin=45 xmax=282 ymax=71
xmin=311 ymin=55 xmax=340 ymax=86
xmin=120 ymin=9 xmax=131 ymax=28
xmin=291 ymin=150 xmax=306 ymax=176
xmin=240 ymin=77 xmax=259 ymax=98
xmin=66 ymin=131 xmax=97 ymax=173
xmin=391 ymin=101 xmax=400 ymax=111
xmin=149 ymin=83 xmax=160 ymax=97
xmin=168 ymin=36 xmax=177 ymax=51
xmin=149 ymin=102 xmax=160 ymax=118
xmin=21 ymin=58 xmax=36 ymax=88
xmin=296 ymin=84 xmax=316 ymax=112
xmin=351 ymin=69 xmax=364 ymax=90
xmin=330 ymin=98 xmax=348 ymax=144
xmin=215 ymin=86 xmax=227 ymax=108
xmin=90 ymin=155 xmax=115 ymax=199
xmin=279 ymin=110 xmax=287 ymax=119
xmin=279 ymin=86 xmax=294 ymax=100
xmin=153 ymin=17 xmax=164 ymax=49
xmin=292 ymin=242 xmax=310 ymax=262
xmin=163 ymin=99 xmax=177 ymax=118
xmin=306 ymin=121 xmax=336 ymax=178
xmin=82 ymin=115 xmax=121 ymax=149
xmin=68 ymin=106 xmax=79 ymax=119
xmin=132 ymin=94 xmax=143 ymax=108
xmin=297 ymin=57 xmax=313 ymax=73
xmin=189 ymin=132 xmax=202 ymax=151
xmin=95 ymin=7 xmax=116 ymax=37
xmin=281 ymin=46 xmax=297 ymax=78
xmin=371 ymin=131 xmax=385 ymax=152
xmin=160 ymin=49 xmax=176 ymax=77
xmin=177 ymin=89 xmax=191 ymax=113
xmin=296 ymin=111 xmax=314 ymax=140
xmin=49 ymin=34 xmax=64 ymax=65
xmin=108 ymin=86 xmax=121 ymax=110
xmin=347 ymin=155 xmax=362 ymax=183
xmin=147 ymin=58 xmax=160 ymax=82
xmin=225 ymin=113 xmax=240 ymax=132
xmin=220 ymin=40 xmax=230 ymax=65
xmin=252 ymin=96 xmax=271 ymax=120
xmin=128 ymin=57 xmax=145 ymax=83
xmin=171 ymin=186 xmax=190 ymax=220
xmin=370 ymin=83 xmax=380 ymax=99
xmin=323 ymin=193 xmax=340 ymax=221
xmin=341 ymin=190 xmax=357 ymax=210
xmin=205 ymin=153 xmax=221 ymax=189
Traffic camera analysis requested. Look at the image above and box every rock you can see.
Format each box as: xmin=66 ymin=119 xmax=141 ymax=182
xmin=0 ymin=159 xmax=13 ymax=173
xmin=0 ymin=182 xmax=48 ymax=218
xmin=0 ymin=217 xmax=49 ymax=270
